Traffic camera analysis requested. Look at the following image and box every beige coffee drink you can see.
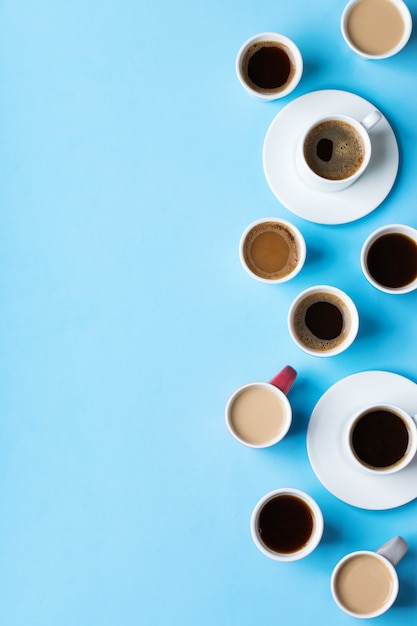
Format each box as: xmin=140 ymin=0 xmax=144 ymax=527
xmin=229 ymin=385 xmax=288 ymax=446
xmin=243 ymin=221 xmax=300 ymax=280
xmin=334 ymin=554 xmax=395 ymax=616
xmin=346 ymin=0 xmax=406 ymax=56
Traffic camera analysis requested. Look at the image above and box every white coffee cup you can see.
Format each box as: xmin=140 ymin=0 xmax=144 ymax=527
xmin=341 ymin=0 xmax=412 ymax=60
xmin=288 ymin=285 xmax=359 ymax=357
xmin=361 ymin=224 xmax=417 ymax=294
xmin=235 ymin=32 xmax=303 ymax=101
xmin=225 ymin=366 xmax=296 ymax=448
xmin=239 ymin=218 xmax=306 ymax=283
xmin=297 ymin=111 xmax=381 ymax=192
xmin=331 ymin=536 xmax=408 ymax=618
xmin=344 ymin=403 xmax=417 ymax=475
xmin=250 ymin=488 xmax=324 ymax=562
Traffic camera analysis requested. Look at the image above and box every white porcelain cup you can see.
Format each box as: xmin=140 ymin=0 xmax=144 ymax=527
xmin=239 ymin=218 xmax=306 ymax=283
xmin=297 ymin=111 xmax=381 ymax=192
xmin=341 ymin=0 xmax=412 ymax=60
xmin=331 ymin=536 xmax=408 ymax=618
xmin=235 ymin=32 xmax=303 ymax=101
xmin=225 ymin=366 xmax=296 ymax=448
xmin=361 ymin=224 xmax=417 ymax=294
xmin=288 ymin=285 xmax=359 ymax=357
xmin=344 ymin=403 xmax=417 ymax=475
xmin=250 ymin=488 xmax=324 ymax=562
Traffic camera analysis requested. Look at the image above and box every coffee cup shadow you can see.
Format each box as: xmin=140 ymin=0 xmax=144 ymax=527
xmin=395 ymin=576 xmax=417 ymax=609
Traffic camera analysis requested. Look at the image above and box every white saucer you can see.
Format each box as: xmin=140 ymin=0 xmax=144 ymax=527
xmin=263 ymin=90 xmax=399 ymax=225
xmin=307 ymin=371 xmax=417 ymax=510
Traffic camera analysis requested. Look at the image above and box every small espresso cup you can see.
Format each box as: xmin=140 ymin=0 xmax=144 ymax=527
xmin=297 ymin=111 xmax=381 ymax=192
xmin=341 ymin=0 xmax=412 ymax=60
xmin=344 ymin=403 xmax=417 ymax=475
xmin=331 ymin=536 xmax=408 ymax=619
xmin=239 ymin=218 xmax=306 ymax=283
xmin=235 ymin=32 xmax=303 ymax=101
xmin=225 ymin=365 xmax=296 ymax=448
xmin=250 ymin=488 xmax=324 ymax=562
xmin=361 ymin=224 xmax=417 ymax=294
xmin=288 ymin=285 xmax=359 ymax=357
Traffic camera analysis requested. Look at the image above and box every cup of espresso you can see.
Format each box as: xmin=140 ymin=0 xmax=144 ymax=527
xmin=288 ymin=285 xmax=359 ymax=357
xmin=250 ymin=488 xmax=324 ymax=562
xmin=239 ymin=218 xmax=306 ymax=283
xmin=344 ymin=403 xmax=417 ymax=475
xmin=361 ymin=224 xmax=417 ymax=294
xmin=297 ymin=111 xmax=381 ymax=192
xmin=225 ymin=366 xmax=296 ymax=448
xmin=331 ymin=536 xmax=408 ymax=618
xmin=341 ymin=0 xmax=412 ymax=60
xmin=235 ymin=32 xmax=303 ymax=101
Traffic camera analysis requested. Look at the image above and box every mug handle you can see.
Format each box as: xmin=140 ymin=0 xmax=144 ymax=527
xmin=269 ymin=366 xmax=297 ymax=395
xmin=376 ymin=536 xmax=408 ymax=567
xmin=361 ymin=110 xmax=382 ymax=132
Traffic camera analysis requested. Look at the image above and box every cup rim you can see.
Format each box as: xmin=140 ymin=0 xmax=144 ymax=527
xmin=345 ymin=403 xmax=417 ymax=475
xmin=250 ymin=488 xmax=324 ymax=561
xmin=239 ymin=217 xmax=307 ymax=284
xmin=331 ymin=549 xmax=399 ymax=618
xmin=341 ymin=0 xmax=413 ymax=60
xmin=287 ymin=284 xmax=359 ymax=357
xmin=361 ymin=223 xmax=417 ymax=294
xmin=235 ymin=31 xmax=303 ymax=100
xmin=225 ymin=381 xmax=292 ymax=448
xmin=299 ymin=114 xmax=371 ymax=187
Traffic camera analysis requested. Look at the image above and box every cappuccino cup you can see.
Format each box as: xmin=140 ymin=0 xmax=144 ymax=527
xmin=345 ymin=403 xmax=417 ymax=475
xmin=235 ymin=32 xmax=303 ymax=101
xmin=288 ymin=285 xmax=359 ymax=357
xmin=331 ymin=536 xmax=408 ymax=618
xmin=341 ymin=0 xmax=412 ymax=60
xmin=250 ymin=488 xmax=324 ymax=562
xmin=239 ymin=218 xmax=306 ymax=283
xmin=225 ymin=365 xmax=296 ymax=448
xmin=297 ymin=111 xmax=381 ymax=192
xmin=361 ymin=224 xmax=417 ymax=294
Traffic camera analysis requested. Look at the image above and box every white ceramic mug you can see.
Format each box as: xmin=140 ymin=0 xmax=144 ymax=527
xmin=361 ymin=223 xmax=417 ymax=294
xmin=225 ymin=366 xmax=296 ymax=448
xmin=341 ymin=0 xmax=412 ymax=60
xmin=239 ymin=217 xmax=306 ymax=283
xmin=250 ymin=488 xmax=324 ymax=562
xmin=344 ymin=403 xmax=417 ymax=475
xmin=235 ymin=32 xmax=303 ymax=101
xmin=287 ymin=285 xmax=359 ymax=357
xmin=331 ymin=536 xmax=408 ymax=618
xmin=297 ymin=111 xmax=381 ymax=192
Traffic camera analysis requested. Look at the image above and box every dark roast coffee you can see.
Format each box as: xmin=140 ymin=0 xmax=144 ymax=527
xmin=351 ymin=409 xmax=410 ymax=469
xmin=366 ymin=232 xmax=417 ymax=288
xmin=292 ymin=291 xmax=352 ymax=352
xmin=303 ymin=120 xmax=365 ymax=180
xmin=257 ymin=494 xmax=314 ymax=553
xmin=242 ymin=41 xmax=295 ymax=93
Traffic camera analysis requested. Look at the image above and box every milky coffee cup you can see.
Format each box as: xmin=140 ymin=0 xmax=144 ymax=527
xmin=288 ymin=285 xmax=359 ymax=357
xmin=361 ymin=224 xmax=417 ymax=294
xmin=331 ymin=536 xmax=408 ymax=618
xmin=239 ymin=218 xmax=306 ymax=283
xmin=225 ymin=366 xmax=296 ymax=448
xmin=297 ymin=111 xmax=381 ymax=192
xmin=341 ymin=0 xmax=412 ymax=60
xmin=344 ymin=403 xmax=417 ymax=475
xmin=235 ymin=32 xmax=303 ymax=101
xmin=250 ymin=488 xmax=324 ymax=562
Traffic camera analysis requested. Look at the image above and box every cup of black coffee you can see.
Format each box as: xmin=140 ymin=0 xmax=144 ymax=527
xmin=236 ymin=32 xmax=303 ymax=101
xmin=361 ymin=224 xmax=417 ymax=294
xmin=345 ymin=403 xmax=417 ymax=475
xmin=288 ymin=285 xmax=359 ymax=357
xmin=250 ymin=488 xmax=323 ymax=561
xmin=297 ymin=111 xmax=381 ymax=192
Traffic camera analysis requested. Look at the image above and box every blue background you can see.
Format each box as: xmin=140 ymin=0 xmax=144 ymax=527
xmin=1 ymin=1 xmax=417 ymax=624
